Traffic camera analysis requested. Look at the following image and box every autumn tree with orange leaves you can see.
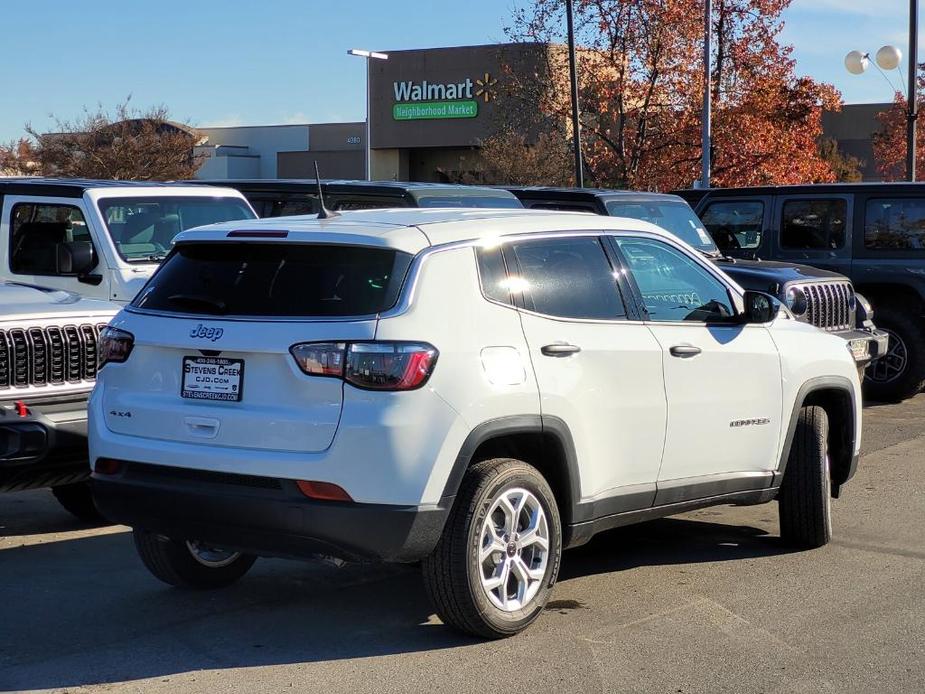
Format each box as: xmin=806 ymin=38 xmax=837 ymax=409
xmin=489 ymin=0 xmax=841 ymax=190
xmin=872 ymin=64 xmax=925 ymax=181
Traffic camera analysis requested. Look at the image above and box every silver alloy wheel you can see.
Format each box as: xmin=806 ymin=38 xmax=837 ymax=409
xmin=867 ymin=328 xmax=908 ymax=383
xmin=478 ymin=487 xmax=550 ymax=612
xmin=185 ymin=540 xmax=241 ymax=568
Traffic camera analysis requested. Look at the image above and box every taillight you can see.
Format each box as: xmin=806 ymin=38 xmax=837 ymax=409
xmin=289 ymin=341 xmax=438 ymax=391
xmin=99 ymin=327 xmax=134 ymax=366
xmin=290 ymin=342 xmax=346 ymax=377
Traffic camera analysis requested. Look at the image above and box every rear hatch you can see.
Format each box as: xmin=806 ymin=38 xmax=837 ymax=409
xmin=102 ymin=241 xmax=412 ymax=452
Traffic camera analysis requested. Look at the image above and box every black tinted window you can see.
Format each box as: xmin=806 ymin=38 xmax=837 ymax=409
xmin=476 ymin=246 xmax=512 ymax=305
xmin=865 ymin=198 xmax=925 ymax=249
xmin=616 ymin=237 xmax=734 ymax=322
xmin=133 ymin=243 xmax=412 ymax=317
xmin=415 ymin=194 xmax=523 ymax=209
xmin=507 ymin=237 xmax=625 ymax=320
xmin=525 ymin=201 xmax=598 ymax=213
xmin=781 ymin=199 xmax=846 ymax=250
xmin=700 ymin=200 xmax=764 ymax=251
xmin=269 ymin=198 xmax=317 ymax=217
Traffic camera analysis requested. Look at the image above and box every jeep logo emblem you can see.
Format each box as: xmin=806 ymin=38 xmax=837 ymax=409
xmin=189 ymin=324 xmax=224 ymax=342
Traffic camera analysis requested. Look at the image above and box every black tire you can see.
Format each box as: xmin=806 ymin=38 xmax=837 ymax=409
xmin=778 ymin=406 xmax=832 ymax=549
xmin=863 ymin=305 xmax=925 ymax=402
xmin=51 ymin=482 xmax=102 ymax=521
xmin=133 ymin=529 xmax=256 ymax=589
xmin=422 ymin=458 xmax=562 ymax=639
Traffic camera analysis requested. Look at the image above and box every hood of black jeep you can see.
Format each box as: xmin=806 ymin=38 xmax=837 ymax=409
xmin=712 ymin=257 xmax=846 ymax=295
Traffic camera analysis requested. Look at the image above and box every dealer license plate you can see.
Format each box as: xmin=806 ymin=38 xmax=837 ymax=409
xmin=181 ymin=357 xmax=244 ymax=402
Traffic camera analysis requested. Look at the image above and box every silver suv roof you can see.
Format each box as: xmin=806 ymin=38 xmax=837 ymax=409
xmin=175 ymin=208 xmax=671 ymax=255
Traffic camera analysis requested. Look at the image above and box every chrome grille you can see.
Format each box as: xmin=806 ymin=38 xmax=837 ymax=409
xmin=798 ymin=282 xmax=853 ymax=331
xmin=0 ymin=324 xmax=103 ymax=390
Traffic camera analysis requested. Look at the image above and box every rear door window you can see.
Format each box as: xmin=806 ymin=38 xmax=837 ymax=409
xmin=505 ymin=236 xmax=626 ymax=320
xmin=700 ymin=200 xmax=764 ymax=251
xmin=133 ymin=243 xmax=412 ymax=317
xmin=864 ymin=198 xmax=925 ymax=249
xmin=780 ymin=199 xmax=847 ymax=250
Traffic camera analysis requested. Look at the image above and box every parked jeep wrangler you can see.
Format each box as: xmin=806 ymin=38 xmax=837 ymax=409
xmin=191 ymin=179 xmax=523 ymax=217
xmin=0 ymin=282 xmax=117 ymax=519
xmin=0 ymin=178 xmax=255 ymax=304
xmin=507 ymin=187 xmax=888 ymax=380
xmin=677 ymin=183 xmax=925 ymax=402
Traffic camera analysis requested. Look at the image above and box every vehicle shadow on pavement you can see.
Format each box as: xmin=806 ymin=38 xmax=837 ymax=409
xmin=1 ymin=513 xmax=790 ymax=691
xmin=560 ymin=515 xmax=790 ymax=581
xmin=0 ymin=490 xmax=111 ymax=537
xmin=0 ymin=530 xmax=478 ymax=692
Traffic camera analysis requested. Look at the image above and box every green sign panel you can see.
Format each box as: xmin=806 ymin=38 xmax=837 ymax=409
xmin=393 ymin=100 xmax=479 ymax=121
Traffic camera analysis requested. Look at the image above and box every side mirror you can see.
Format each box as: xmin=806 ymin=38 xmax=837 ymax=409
xmin=56 ymin=241 xmax=96 ymax=275
xmin=741 ymin=290 xmax=780 ymax=324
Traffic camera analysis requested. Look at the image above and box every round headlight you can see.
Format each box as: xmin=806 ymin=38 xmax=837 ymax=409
xmin=785 ymin=287 xmax=808 ymax=316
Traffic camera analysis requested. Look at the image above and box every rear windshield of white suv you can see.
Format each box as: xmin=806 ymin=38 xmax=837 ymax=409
xmin=132 ymin=243 xmax=412 ymax=317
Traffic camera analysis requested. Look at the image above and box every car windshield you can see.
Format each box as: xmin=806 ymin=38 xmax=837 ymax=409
xmin=97 ymin=196 xmax=256 ymax=263
xmin=605 ymin=200 xmax=719 ymax=253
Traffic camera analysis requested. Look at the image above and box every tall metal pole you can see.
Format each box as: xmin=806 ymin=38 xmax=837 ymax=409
xmin=701 ymin=0 xmax=712 ymax=188
xmin=365 ymin=56 xmax=371 ymax=181
xmin=566 ymin=0 xmax=584 ymax=187
xmin=350 ymin=50 xmax=389 ymax=179
xmin=907 ymin=0 xmax=918 ymax=182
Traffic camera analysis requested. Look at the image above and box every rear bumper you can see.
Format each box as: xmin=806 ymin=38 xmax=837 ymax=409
xmin=92 ymin=461 xmax=452 ymax=563
xmin=0 ymin=393 xmax=90 ymax=492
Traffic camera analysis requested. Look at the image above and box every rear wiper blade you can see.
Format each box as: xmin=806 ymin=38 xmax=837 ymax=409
xmin=147 ymin=253 xmax=168 ymax=262
xmin=167 ymin=294 xmax=227 ymax=314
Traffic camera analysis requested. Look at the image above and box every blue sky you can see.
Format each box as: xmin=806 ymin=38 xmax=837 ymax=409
xmin=0 ymin=0 xmax=918 ymax=142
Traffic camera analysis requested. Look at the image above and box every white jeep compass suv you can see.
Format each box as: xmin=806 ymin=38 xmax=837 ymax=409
xmin=89 ymin=209 xmax=862 ymax=638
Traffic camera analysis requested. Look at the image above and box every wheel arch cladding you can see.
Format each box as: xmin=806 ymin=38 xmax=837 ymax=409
xmin=440 ymin=415 xmax=580 ymax=528
xmin=776 ymin=376 xmax=858 ymax=493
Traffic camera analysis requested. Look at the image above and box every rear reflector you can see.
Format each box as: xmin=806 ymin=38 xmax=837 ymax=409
xmin=226 ymin=230 xmax=289 ymax=238
xmin=296 ymin=480 xmax=353 ymax=502
xmin=94 ymin=458 xmax=124 ymax=475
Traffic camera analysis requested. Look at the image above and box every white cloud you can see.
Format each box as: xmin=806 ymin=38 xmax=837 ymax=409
xmin=200 ymin=114 xmax=246 ymax=128
xmin=282 ymin=112 xmax=310 ymax=125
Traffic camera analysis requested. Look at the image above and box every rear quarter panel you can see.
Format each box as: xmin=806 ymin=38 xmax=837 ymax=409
xmin=374 ymin=246 xmax=541 ymax=504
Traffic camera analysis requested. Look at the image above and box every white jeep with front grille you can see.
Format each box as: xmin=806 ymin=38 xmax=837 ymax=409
xmin=89 ymin=208 xmax=863 ymax=638
xmin=0 ymin=282 xmax=117 ymax=519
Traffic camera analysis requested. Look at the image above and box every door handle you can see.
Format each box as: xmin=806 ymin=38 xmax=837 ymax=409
xmin=669 ymin=344 xmax=702 ymax=358
xmin=541 ymin=343 xmax=581 ymax=357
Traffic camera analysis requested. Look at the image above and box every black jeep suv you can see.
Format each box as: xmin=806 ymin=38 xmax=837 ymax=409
xmin=507 ymin=186 xmax=888 ymax=385
xmin=676 ymin=183 xmax=925 ymax=401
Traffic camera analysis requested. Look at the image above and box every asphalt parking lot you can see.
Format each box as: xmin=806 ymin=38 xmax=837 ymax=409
xmin=2 ymin=395 xmax=923 ymax=694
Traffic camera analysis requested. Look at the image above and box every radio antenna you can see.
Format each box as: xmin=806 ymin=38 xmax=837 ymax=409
xmin=314 ymin=160 xmax=339 ymax=219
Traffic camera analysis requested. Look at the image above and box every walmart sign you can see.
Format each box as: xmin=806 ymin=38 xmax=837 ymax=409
xmin=391 ymin=75 xmax=495 ymax=121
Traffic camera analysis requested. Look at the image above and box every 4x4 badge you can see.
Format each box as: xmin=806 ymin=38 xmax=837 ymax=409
xmin=189 ymin=324 xmax=224 ymax=342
